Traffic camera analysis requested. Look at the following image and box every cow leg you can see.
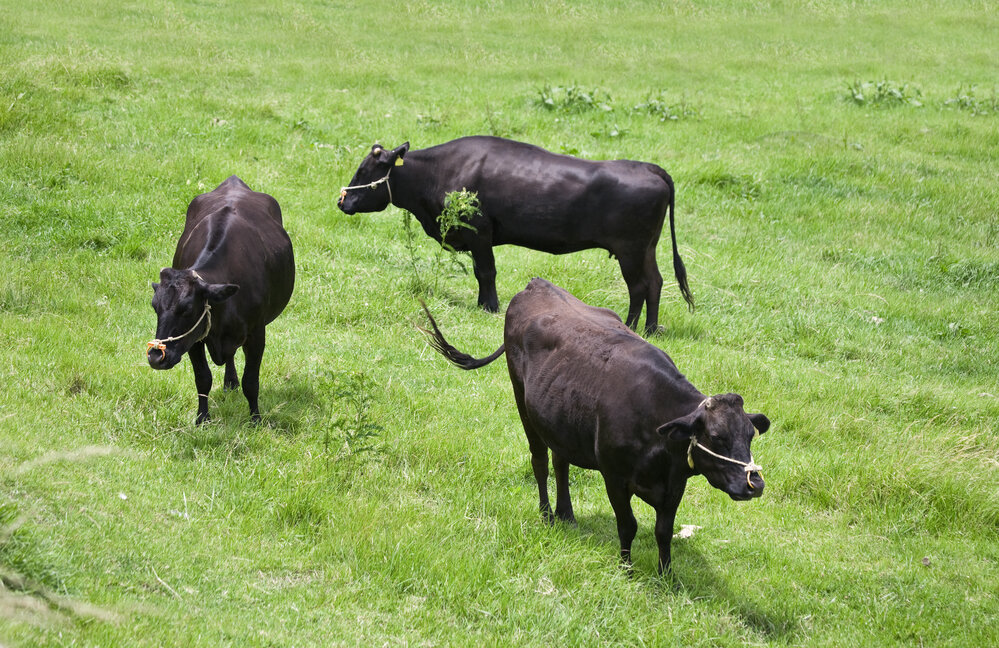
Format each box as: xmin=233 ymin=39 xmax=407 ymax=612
xmin=654 ymin=480 xmax=687 ymax=575
xmin=551 ymin=451 xmax=576 ymax=524
xmin=241 ymin=327 xmax=266 ymax=423
xmin=641 ymin=249 xmax=664 ymax=335
xmin=188 ymin=342 xmax=213 ymax=425
xmin=603 ymin=477 xmax=637 ymax=568
xmin=469 ymin=244 xmax=499 ymax=312
xmin=525 ymin=432 xmax=554 ymax=523
xmin=617 ymin=254 xmax=648 ymax=331
xmin=223 ymin=357 xmax=239 ymax=391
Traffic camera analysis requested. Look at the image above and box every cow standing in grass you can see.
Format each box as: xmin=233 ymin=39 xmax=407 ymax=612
xmin=420 ymin=278 xmax=769 ymax=574
xmin=338 ymin=136 xmax=693 ymax=334
xmin=147 ymin=176 xmax=295 ymax=424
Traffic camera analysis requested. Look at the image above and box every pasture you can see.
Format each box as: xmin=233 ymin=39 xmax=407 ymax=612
xmin=1 ymin=0 xmax=997 ymax=645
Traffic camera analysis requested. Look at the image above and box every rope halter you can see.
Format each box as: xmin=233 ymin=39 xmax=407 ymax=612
xmin=147 ymin=304 xmax=212 ymax=360
xmin=686 ymin=398 xmax=763 ymax=489
xmin=338 ymin=169 xmax=393 ymax=206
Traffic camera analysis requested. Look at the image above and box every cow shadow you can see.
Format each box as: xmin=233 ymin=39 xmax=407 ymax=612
xmin=562 ymin=511 xmax=802 ymax=643
xmin=167 ymin=375 xmax=321 ymax=461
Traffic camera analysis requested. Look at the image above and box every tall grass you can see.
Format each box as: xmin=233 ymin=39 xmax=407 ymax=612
xmin=2 ymin=1 xmax=997 ymax=646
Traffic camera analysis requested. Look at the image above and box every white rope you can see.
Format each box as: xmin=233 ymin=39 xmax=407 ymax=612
xmin=147 ymin=304 xmax=212 ymax=358
xmin=687 ymin=438 xmax=762 ymax=474
xmin=339 ymin=169 xmax=393 ymax=204
xmin=686 ymin=397 xmax=763 ymax=488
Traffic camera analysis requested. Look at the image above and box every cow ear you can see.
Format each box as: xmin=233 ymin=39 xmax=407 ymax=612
xmin=656 ymin=411 xmax=702 ymax=441
xmin=205 ymin=283 xmax=239 ymax=304
xmin=151 ymin=282 xmax=160 ymax=291
xmin=749 ymin=413 xmax=770 ymax=435
xmin=393 ymin=142 xmax=410 ymax=159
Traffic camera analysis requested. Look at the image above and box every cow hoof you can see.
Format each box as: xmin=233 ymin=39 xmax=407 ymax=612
xmin=644 ymin=324 xmax=666 ymax=337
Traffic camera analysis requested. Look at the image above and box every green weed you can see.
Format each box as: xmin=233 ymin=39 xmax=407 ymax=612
xmin=944 ymin=85 xmax=999 ymax=115
xmin=537 ymin=84 xmax=613 ymax=113
xmin=845 ymin=79 xmax=924 ymax=107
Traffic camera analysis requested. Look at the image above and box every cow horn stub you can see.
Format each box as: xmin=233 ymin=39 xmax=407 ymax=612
xmin=703 ymin=397 xmax=714 ymax=410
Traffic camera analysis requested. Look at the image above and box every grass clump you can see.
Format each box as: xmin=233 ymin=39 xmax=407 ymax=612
xmin=944 ymin=85 xmax=999 ymax=115
xmin=633 ymin=92 xmax=697 ymax=122
xmin=537 ymin=84 xmax=613 ymax=113
xmin=845 ymin=79 xmax=923 ymax=107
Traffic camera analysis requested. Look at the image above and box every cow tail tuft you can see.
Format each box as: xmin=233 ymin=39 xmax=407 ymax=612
xmin=418 ymin=301 xmax=506 ymax=370
xmin=667 ymin=176 xmax=695 ymax=311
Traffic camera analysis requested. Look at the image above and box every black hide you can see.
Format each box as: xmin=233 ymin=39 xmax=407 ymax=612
xmin=148 ymin=176 xmax=295 ymax=424
xmin=421 ymin=278 xmax=769 ymax=573
xmin=340 ymin=136 xmax=693 ymax=333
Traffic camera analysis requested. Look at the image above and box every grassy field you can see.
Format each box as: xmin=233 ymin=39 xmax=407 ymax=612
xmin=2 ymin=0 xmax=998 ymax=645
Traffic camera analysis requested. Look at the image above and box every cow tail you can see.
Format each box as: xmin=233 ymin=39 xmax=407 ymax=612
xmin=418 ymin=301 xmax=506 ymax=370
xmin=667 ymin=174 xmax=695 ymax=311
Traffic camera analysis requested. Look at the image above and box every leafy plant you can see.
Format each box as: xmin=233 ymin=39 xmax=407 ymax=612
xmin=401 ymin=189 xmax=480 ymax=298
xmin=944 ymin=85 xmax=999 ymax=115
xmin=845 ymin=79 xmax=923 ymax=107
xmin=633 ymin=93 xmax=697 ymax=121
xmin=537 ymin=84 xmax=613 ymax=113
xmin=321 ymin=371 xmax=383 ymax=476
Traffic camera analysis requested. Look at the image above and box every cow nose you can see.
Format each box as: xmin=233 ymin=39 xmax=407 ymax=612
xmin=147 ymin=342 xmax=167 ymax=369
xmin=748 ymin=472 xmax=765 ymax=495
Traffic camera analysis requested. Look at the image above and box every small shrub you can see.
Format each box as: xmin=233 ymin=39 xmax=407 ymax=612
xmin=401 ymin=189 xmax=479 ymax=298
xmin=320 ymin=371 xmax=383 ymax=475
xmin=537 ymin=84 xmax=613 ymax=113
xmin=633 ymin=93 xmax=697 ymax=122
xmin=845 ymin=80 xmax=923 ymax=107
xmin=944 ymin=85 xmax=999 ymax=115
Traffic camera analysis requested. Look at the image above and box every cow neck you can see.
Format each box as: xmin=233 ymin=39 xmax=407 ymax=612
xmin=387 ymin=157 xmax=427 ymax=214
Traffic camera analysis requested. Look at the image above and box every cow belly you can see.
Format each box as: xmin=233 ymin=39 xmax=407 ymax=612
xmin=520 ymin=375 xmax=601 ymax=470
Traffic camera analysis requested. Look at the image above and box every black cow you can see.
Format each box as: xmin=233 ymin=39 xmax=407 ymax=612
xmin=420 ymin=278 xmax=769 ymax=574
xmin=339 ymin=136 xmax=693 ymax=333
xmin=147 ymin=176 xmax=295 ymax=424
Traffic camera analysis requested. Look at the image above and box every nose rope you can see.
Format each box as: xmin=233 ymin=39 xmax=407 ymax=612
xmin=687 ymin=437 xmax=763 ymax=489
xmin=147 ymin=304 xmax=212 ymax=360
xmin=338 ymin=169 xmax=393 ymax=206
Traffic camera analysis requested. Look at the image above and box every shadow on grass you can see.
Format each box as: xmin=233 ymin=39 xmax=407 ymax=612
xmin=165 ymin=375 xmax=322 ymax=461
xmin=564 ymin=510 xmax=803 ymax=643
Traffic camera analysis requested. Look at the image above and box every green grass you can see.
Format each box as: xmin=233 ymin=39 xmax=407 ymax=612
xmin=2 ymin=1 xmax=998 ymax=645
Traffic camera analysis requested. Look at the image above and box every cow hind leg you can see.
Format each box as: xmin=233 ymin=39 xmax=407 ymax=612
xmin=617 ymin=253 xmax=649 ymax=331
xmin=642 ymin=249 xmax=664 ymax=335
xmin=241 ymin=327 xmax=266 ymax=423
xmin=526 ymin=433 xmax=554 ymax=523
xmin=551 ymin=451 xmax=576 ymax=524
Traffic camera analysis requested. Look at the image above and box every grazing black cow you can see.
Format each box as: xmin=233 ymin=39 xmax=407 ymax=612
xmin=420 ymin=278 xmax=769 ymax=574
xmin=147 ymin=176 xmax=295 ymax=424
xmin=339 ymin=136 xmax=693 ymax=333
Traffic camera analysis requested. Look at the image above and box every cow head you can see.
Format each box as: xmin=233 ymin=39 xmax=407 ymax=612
xmin=337 ymin=142 xmax=409 ymax=214
xmin=657 ymin=393 xmax=770 ymax=500
xmin=148 ymin=268 xmax=238 ymax=370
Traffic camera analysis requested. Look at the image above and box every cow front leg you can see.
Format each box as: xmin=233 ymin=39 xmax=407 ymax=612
xmin=604 ymin=477 xmax=637 ymax=568
xmin=241 ymin=327 xmax=266 ymax=423
xmin=188 ymin=342 xmax=213 ymax=425
xmin=223 ymin=357 xmax=239 ymax=391
xmin=551 ymin=451 xmax=576 ymax=524
xmin=654 ymin=480 xmax=687 ymax=575
xmin=470 ymin=244 xmax=499 ymax=312
xmin=653 ymin=506 xmax=679 ymax=575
